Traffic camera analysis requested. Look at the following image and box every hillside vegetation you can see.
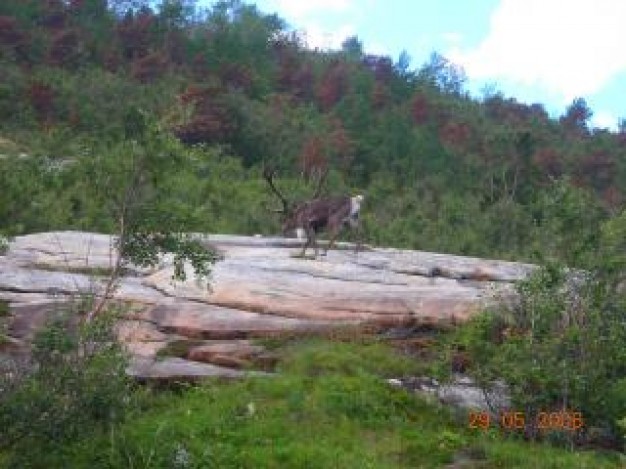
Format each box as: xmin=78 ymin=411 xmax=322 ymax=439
xmin=0 ymin=0 xmax=623 ymax=265
xmin=0 ymin=1 xmax=625 ymax=467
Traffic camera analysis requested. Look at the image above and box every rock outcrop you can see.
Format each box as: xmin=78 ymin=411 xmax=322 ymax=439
xmin=388 ymin=375 xmax=511 ymax=415
xmin=0 ymin=231 xmax=536 ymax=381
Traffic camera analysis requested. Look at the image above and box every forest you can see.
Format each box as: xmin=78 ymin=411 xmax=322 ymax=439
xmin=0 ymin=0 xmax=625 ymax=467
xmin=0 ymin=0 xmax=623 ymax=264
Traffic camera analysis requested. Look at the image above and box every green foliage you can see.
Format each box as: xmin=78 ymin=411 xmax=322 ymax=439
xmin=0 ymin=0 xmax=624 ymax=465
xmin=123 ymin=231 xmax=222 ymax=281
xmin=0 ymin=300 xmax=8 ymax=346
xmin=0 ymin=306 xmax=134 ymax=466
xmin=277 ymin=339 xmax=422 ymax=378
xmin=0 ymin=0 xmax=623 ymax=265
xmin=596 ymin=209 xmax=626 ymax=279
xmin=452 ymin=259 xmax=626 ymax=446
xmin=35 ymin=340 xmax=622 ymax=468
xmin=530 ymin=178 xmax=606 ymax=266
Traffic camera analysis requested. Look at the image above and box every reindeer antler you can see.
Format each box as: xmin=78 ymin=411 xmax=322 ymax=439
xmin=312 ymin=166 xmax=329 ymax=199
xmin=263 ymin=165 xmax=290 ymax=214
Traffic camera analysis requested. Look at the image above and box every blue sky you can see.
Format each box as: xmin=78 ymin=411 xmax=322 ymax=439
xmin=201 ymin=0 xmax=626 ymax=130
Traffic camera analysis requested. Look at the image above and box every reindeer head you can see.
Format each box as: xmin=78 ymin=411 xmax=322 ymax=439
xmin=263 ymin=166 xmax=328 ymax=237
xmin=351 ymin=194 xmax=364 ymax=215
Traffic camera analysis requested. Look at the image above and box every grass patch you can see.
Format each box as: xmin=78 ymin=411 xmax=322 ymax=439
xmin=0 ymin=136 xmax=21 ymax=154
xmin=0 ymin=300 xmax=9 ymax=317
xmin=34 ymin=339 xmax=623 ymax=468
xmin=255 ymin=323 xmax=385 ymax=351
xmin=156 ymin=339 xmax=206 ymax=359
xmin=276 ymin=338 xmax=421 ymax=377
xmin=30 ymin=263 xmax=131 ymax=277
xmin=0 ymin=301 xmax=9 ymax=346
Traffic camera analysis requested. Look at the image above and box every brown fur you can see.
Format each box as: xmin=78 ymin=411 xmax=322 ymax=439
xmin=284 ymin=195 xmax=361 ymax=257
xmin=264 ymin=167 xmax=363 ymax=257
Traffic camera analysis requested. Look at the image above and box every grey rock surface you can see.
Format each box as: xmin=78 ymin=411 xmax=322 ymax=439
xmin=127 ymin=357 xmax=269 ymax=381
xmin=1 ymin=231 xmax=536 ymax=381
xmin=388 ymin=375 xmax=511 ymax=414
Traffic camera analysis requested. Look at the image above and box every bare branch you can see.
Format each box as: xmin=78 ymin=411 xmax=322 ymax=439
xmin=312 ymin=167 xmax=329 ymax=199
xmin=87 ymin=154 xmax=143 ymax=322
xmin=262 ymin=165 xmax=290 ymax=214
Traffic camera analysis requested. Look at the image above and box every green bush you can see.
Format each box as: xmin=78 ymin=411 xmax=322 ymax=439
xmin=454 ymin=260 xmax=626 ymax=448
xmin=0 ymin=306 xmax=134 ymax=466
xmin=36 ymin=340 xmax=623 ymax=468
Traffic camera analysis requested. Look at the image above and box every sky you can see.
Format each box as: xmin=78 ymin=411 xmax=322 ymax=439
xmin=200 ymin=0 xmax=626 ymax=131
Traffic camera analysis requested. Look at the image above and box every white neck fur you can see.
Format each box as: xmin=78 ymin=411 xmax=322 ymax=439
xmin=350 ymin=195 xmax=364 ymax=216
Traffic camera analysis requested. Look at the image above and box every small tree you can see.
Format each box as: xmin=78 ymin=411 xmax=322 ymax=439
xmin=87 ymin=108 xmax=221 ymax=321
xmin=0 ymin=305 xmax=133 ymax=466
xmin=455 ymin=210 xmax=626 ymax=448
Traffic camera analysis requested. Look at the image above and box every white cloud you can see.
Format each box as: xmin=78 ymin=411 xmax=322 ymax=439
xmin=366 ymin=42 xmax=389 ymax=56
xmin=272 ymin=0 xmax=352 ymax=19
xmin=448 ymin=0 xmax=626 ymax=103
xmin=591 ymin=110 xmax=618 ymax=130
xmin=442 ymin=32 xmax=463 ymax=47
xmin=299 ymin=23 xmax=355 ymax=50
xmin=262 ymin=0 xmax=355 ymax=51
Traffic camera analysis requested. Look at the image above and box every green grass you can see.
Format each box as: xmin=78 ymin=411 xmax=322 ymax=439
xmin=9 ymin=340 xmax=625 ymax=468
xmin=0 ymin=300 xmax=9 ymax=345
xmin=155 ymin=339 xmax=207 ymax=359
xmin=30 ymin=263 xmax=128 ymax=277
xmin=0 ymin=300 xmax=9 ymax=317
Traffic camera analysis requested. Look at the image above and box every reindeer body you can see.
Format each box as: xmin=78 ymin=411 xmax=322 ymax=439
xmin=263 ymin=167 xmax=364 ymax=258
xmin=284 ymin=195 xmax=364 ymax=257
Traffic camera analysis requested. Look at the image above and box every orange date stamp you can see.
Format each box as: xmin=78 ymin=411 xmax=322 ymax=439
xmin=468 ymin=410 xmax=584 ymax=432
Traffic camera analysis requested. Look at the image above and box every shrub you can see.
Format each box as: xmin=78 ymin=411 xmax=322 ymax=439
xmin=0 ymin=305 xmax=134 ymax=466
xmin=454 ymin=260 xmax=626 ymax=448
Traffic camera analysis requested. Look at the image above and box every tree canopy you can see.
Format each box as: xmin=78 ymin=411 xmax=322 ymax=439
xmin=0 ymin=0 xmax=623 ymax=266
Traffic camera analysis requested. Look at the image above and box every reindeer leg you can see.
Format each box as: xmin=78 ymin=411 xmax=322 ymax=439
xmin=353 ymin=221 xmax=363 ymax=255
xmin=325 ymin=230 xmax=339 ymax=255
xmin=299 ymin=231 xmax=310 ymax=258
xmin=293 ymin=225 xmax=310 ymax=258
xmin=310 ymin=225 xmax=319 ymax=259
xmin=298 ymin=224 xmax=316 ymax=259
xmin=324 ymin=218 xmax=343 ymax=255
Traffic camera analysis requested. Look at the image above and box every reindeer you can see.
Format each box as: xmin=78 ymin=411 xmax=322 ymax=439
xmin=263 ymin=167 xmax=365 ymax=258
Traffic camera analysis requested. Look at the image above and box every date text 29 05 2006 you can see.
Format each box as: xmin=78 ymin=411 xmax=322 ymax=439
xmin=468 ymin=410 xmax=584 ymax=431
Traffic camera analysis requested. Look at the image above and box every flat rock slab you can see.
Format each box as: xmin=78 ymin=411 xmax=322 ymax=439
xmin=146 ymin=301 xmax=345 ymax=339
xmin=127 ymin=357 xmax=270 ymax=382
xmin=6 ymin=231 xmax=118 ymax=270
xmin=2 ymin=231 xmax=538 ymax=381
xmin=115 ymin=320 xmax=170 ymax=358
xmin=6 ymin=301 xmax=70 ymax=340
xmin=187 ymin=340 xmax=265 ymax=358
xmin=144 ymin=247 xmax=520 ymax=324
xmin=0 ymin=259 xmax=168 ymax=304
xmin=4 ymin=231 xmax=156 ymax=275
xmin=0 ymin=261 xmax=98 ymax=294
